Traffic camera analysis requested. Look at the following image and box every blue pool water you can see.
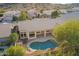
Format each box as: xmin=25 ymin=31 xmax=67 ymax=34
xmin=29 ymin=40 xmax=57 ymax=50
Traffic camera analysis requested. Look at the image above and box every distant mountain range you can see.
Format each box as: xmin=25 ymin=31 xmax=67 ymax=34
xmin=0 ymin=3 xmax=79 ymax=10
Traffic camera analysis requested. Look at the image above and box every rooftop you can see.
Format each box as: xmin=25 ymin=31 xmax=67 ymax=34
xmin=18 ymin=18 xmax=64 ymax=32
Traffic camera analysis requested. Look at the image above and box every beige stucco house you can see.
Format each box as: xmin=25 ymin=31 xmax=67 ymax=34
xmin=17 ymin=18 xmax=61 ymax=40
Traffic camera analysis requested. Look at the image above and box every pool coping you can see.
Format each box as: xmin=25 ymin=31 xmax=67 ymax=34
xmin=27 ymin=37 xmax=56 ymax=51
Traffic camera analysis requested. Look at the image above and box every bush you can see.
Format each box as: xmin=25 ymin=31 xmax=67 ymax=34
xmin=53 ymin=19 xmax=79 ymax=45
xmin=19 ymin=11 xmax=28 ymax=21
xmin=8 ymin=33 xmax=19 ymax=45
xmin=6 ymin=45 xmax=26 ymax=56
xmin=0 ymin=14 xmax=3 ymax=17
xmin=12 ymin=16 xmax=18 ymax=22
xmin=51 ymin=11 xmax=60 ymax=18
xmin=52 ymin=19 xmax=79 ymax=56
xmin=0 ymin=9 xmax=5 ymax=13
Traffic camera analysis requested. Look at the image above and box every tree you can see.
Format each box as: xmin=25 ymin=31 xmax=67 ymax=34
xmin=19 ymin=11 xmax=28 ymax=21
xmin=40 ymin=9 xmax=43 ymax=13
xmin=49 ymin=41 xmax=76 ymax=56
xmin=6 ymin=45 xmax=26 ymax=56
xmin=53 ymin=20 xmax=79 ymax=46
xmin=51 ymin=11 xmax=60 ymax=18
xmin=12 ymin=15 xmax=18 ymax=22
xmin=0 ymin=9 xmax=5 ymax=13
xmin=0 ymin=14 xmax=3 ymax=17
xmin=8 ymin=33 xmax=19 ymax=45
xmin=0 ymin=9 xmax=5 ymax=17
xmin=52 ymin=19 xmax=79 ymax=56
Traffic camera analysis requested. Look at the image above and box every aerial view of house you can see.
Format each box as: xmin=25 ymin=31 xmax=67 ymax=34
xmin=0 ymin=3 xmax=79 ymax=56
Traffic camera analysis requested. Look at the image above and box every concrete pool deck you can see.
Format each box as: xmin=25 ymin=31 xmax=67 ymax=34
xmin=27 ymin=36 xmax=56 ymax=51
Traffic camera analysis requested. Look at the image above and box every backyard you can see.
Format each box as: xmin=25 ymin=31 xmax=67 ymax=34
xmin=0 ymin=3 xmax=79 ymax=56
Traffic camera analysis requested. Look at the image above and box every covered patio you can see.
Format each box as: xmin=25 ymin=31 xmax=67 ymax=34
xmin=19 ymin=29 xmax=52 ymax=40
xmin=17 ymin=18 xmax=61 ymax=40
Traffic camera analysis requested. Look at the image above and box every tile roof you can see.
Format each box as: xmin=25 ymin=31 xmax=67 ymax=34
xmin=18 ymin=18 xmax=62 ymax=32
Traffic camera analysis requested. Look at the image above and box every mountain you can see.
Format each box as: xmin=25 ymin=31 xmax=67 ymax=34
xmin=0 ymin=3 xmax=77 ymax=10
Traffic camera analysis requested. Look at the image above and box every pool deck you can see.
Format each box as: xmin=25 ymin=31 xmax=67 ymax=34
xmin=27 ymin=36 xmax=56 ymax=51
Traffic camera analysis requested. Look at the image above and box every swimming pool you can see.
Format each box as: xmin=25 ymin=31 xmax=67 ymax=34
xmin=29 ymin=40 xmax=57 ymax=50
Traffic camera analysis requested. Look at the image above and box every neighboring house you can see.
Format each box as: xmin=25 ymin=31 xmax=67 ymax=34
xmin=27 ymin=9 xmax=38 ymax=19
xmin=59 ymin=9 xmax=68 ymax=14
xmin=0 ymin=23 xmax=11 ymax=38
xmin=2 ymin=16 xmax=13 ymax=23
xmin=42 ymin=10 xmax=54 ymax=17
xmin=42 ymin=9 xmax=68 ymax=17
xmin=28 ymin=9 xmax=56 ymax=18
xmin=3 ymin=10 xmax=20 ymax=17
xmin=68 ymin=7 xmax=79 ymax=12
xmin=42 ymin=10 xmax=61 ymax=18
xmin=2 ymin=10 xmax=20 ymax=23
xmin=71 ymin=7 xmax=79 ymax=12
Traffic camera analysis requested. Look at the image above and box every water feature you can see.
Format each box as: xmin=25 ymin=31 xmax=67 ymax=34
xmin=29 ymin=40 xmax=57 ymax=50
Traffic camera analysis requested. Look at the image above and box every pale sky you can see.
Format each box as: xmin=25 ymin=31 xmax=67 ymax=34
xmin=0 ymin=0 xmax=79 ymax=3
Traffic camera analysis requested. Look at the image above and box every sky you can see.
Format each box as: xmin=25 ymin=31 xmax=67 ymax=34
xmin=0 ymin=0 xmax=79 ymax=3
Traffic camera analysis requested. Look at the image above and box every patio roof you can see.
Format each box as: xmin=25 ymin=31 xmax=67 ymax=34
xmin=18 ymin=18 xmax=63 ymax=32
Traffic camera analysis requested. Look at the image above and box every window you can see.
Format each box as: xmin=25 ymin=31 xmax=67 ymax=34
xmin=46 ymin=30 xmax=52 ymax=36
xmin=20 ymin=32 xmax=27 ymax=39
xmin=24 ymin=32 xmax=26 ymax=37
xmin=36 ymin=31 xmax=41 ymax=35
xmin=23 ymin=32 xmax=27 ymax=37
xmin=29 ymin=32 xmax=35 ymax=37
xmin=46 ymin=30 xmax=51 ymax=33
xmin=21 ymin=34 xmax=23 ymax=37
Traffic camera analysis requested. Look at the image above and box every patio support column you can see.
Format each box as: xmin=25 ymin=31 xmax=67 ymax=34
xmin=44 ymin=30 xmax=46 ymax=37
xmin=27 ymin=32 xmax=30 ymax=40
xmin=35 ymin=32 xmax=37 ymax=38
